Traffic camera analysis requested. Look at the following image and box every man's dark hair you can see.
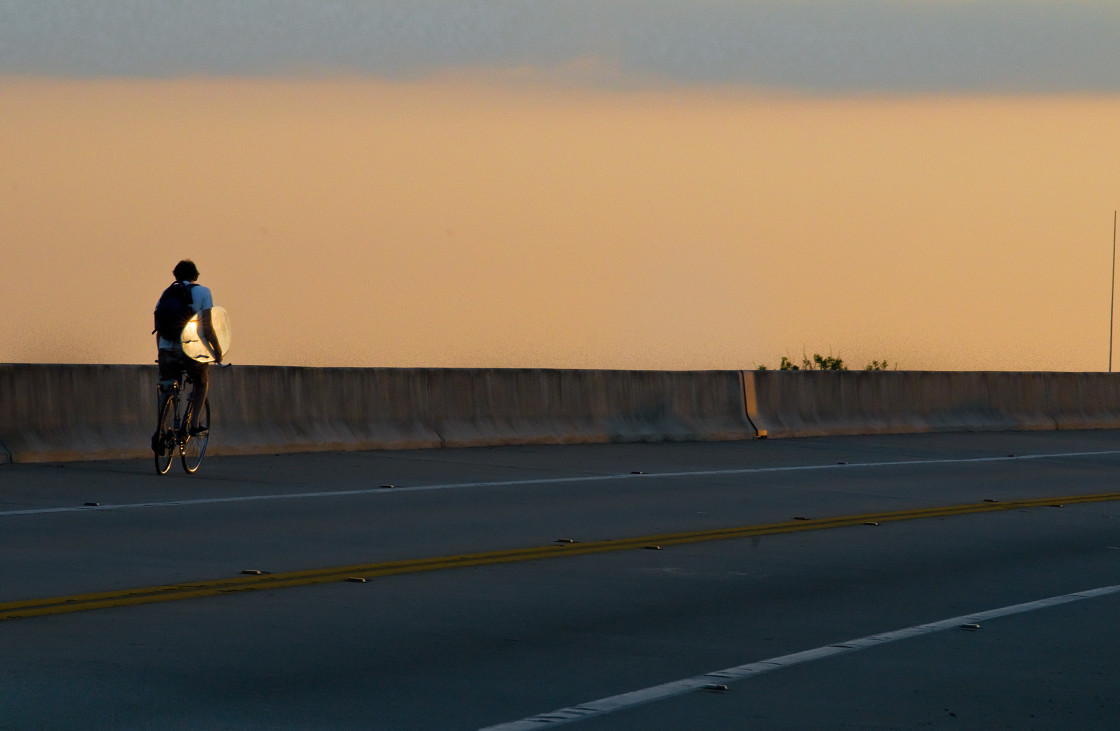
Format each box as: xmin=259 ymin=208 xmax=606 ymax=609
xmin=173 ymin=259 xmax=200 ymax=282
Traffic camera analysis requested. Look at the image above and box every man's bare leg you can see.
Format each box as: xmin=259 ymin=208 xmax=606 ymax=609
xmin=190 ymin=366 xmax=209 ymax=431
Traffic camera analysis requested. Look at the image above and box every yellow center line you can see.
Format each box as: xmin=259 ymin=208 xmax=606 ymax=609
xmin=4 ymin=492 xmax=1118 ymax=621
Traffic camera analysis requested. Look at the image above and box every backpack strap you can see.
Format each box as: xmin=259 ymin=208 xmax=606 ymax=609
xmin=179 ymin=281 xmax=198 ymax=313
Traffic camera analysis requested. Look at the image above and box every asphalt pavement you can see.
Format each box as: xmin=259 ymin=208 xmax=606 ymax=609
xmin=3 ymin=430 xmax=1120 ymax=729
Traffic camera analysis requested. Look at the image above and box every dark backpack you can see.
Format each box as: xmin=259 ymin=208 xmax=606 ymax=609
xmin=153 ymin=282 xmax=197 ymax=341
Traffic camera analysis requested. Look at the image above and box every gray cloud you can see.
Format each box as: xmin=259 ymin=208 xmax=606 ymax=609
xmin=2 ymin=0 xmax=1118 ymax=93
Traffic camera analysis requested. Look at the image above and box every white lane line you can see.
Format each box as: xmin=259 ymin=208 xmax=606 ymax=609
xmin=479 ymin=584 xmax=1120 ymax=731
xmin=4 ymin=449 xmax=1120 ymax=518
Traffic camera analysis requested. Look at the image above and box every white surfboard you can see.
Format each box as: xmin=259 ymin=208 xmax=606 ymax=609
xmin=181 ymin=306 xmax=231 ymax=363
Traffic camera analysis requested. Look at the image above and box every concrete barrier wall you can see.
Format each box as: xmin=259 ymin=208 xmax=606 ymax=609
xmin=0 ymin=365 xmax=156 ymax=463
xmin=0 ymin=365 xmax=752 ymax=463
xmin=743 ymin=370 xmax=1120 ymax=438
xmin=5 ymin=365 xmax=1120 ymax=464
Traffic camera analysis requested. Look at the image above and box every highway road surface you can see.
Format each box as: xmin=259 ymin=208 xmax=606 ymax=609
xmin=3 ymin=430 xmax=1120 ymax=729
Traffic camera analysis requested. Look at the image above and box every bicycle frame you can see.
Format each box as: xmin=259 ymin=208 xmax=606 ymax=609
xmin=154 ymin=371 xmax=210 ymax=475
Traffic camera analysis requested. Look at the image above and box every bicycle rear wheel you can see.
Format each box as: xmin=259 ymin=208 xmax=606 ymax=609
xmin=154 ymin=393 xmax=176 ymax=475
xmin=180 ymin=398 xmax=210 ymax=474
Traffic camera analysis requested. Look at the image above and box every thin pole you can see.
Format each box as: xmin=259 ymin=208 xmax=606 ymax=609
xmin=1111 ymin=210 xmax=1117 ymax=372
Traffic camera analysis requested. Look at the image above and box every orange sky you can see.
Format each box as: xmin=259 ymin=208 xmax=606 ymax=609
xmin=2 ymin=75 xmax=1119 ymax=370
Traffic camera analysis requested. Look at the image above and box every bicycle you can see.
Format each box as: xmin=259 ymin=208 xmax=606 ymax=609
xmin=153 ymin=372 xmax=211 ymax=475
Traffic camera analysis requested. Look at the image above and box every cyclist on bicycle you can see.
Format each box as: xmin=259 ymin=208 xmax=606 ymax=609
xmin=153 ymin=259 xmax=222 ymax=439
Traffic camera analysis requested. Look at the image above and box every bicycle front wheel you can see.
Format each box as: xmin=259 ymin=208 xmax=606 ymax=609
xmin=154 ymin=393 xmax=176 ymax=475
xmin=180 ymin=398 xmax=211 ymax=474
